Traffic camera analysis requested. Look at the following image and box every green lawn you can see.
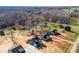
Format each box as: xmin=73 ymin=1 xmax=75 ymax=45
xmin=71 ymin=25 xmax=79 ymax=33
xmin=76 ymin=43 xmax=79 ymax=53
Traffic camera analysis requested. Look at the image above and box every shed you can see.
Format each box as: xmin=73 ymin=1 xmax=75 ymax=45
xmin=59 ymin=24 xmax=71 ymax=31
xmin=0 ymin=31 xmax=5 ymax=36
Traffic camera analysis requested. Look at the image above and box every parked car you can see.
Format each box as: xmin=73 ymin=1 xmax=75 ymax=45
xmin=27 ymin=36 xmax=46 ymax=49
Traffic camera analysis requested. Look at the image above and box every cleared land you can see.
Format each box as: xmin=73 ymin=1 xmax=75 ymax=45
xmin=0 ymin=23 xmax=79 ymax=53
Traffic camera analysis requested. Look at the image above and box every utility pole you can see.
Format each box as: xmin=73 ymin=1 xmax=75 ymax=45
xmin=10 ymin=28 xmax=17 ymax=45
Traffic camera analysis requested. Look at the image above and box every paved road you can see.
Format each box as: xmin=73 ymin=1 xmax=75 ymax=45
xmin=70 ymin=37 xmax=79 ymax=53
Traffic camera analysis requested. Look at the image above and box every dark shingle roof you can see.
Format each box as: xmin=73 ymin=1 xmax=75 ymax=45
xmin=8 ymin=45 xmax=25 ymax=53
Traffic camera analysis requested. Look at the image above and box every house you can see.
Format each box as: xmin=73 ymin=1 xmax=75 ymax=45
xmin=48 ymin=29 xmax=60 ymax=35
xmin=8 ymin=45 xmax=26 ymax=53
xmin=41 ymin=29 xmax=60 ymax=42
xmin=27 ymin=36 xmax=46 ymax=49
xmin=41 ymin=33 xmax=52 ymax=42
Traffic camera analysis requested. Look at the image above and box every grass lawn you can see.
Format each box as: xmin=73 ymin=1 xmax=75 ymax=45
xmin=76 ymin=43 xmax=79 ymax=53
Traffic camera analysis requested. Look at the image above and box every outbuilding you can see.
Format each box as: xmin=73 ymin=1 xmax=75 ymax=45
xmin=0 ymin=31 xmax=5 ymax=36
xmin=59 ymin=24 xmax=71 ymax=31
